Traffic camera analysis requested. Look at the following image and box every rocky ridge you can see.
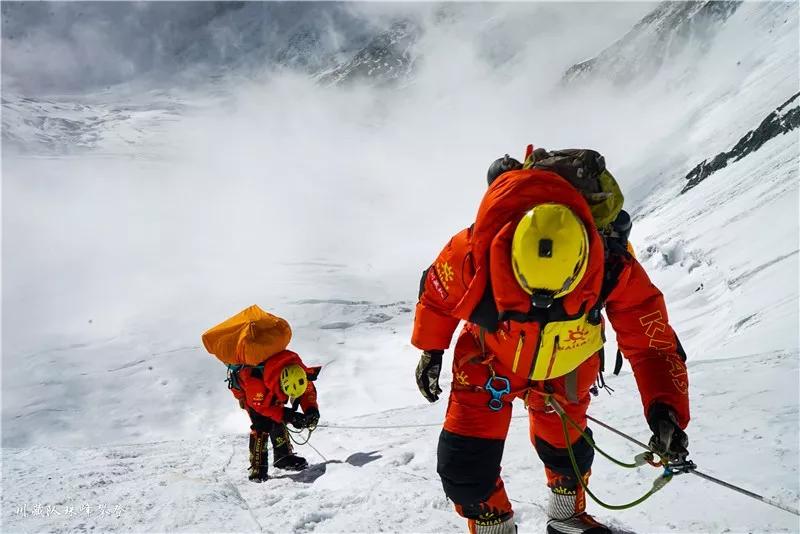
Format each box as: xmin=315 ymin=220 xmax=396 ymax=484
xmin=682 ymin=92 xmax=800 ymax=194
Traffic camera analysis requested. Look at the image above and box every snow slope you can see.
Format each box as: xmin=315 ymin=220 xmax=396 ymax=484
xmin=2 ymin=2 xmax=799 ymax=533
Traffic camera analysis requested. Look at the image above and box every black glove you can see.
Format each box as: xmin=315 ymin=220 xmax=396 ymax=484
xmin=647 ymin=403 xmax=689 ymax=462
xmin=416 ymin=350 xmax=444 ymax=402
xmin=283 ymin=408 xmax=306 ymax=430
xmin=304 ymin=407 xmax=320 ymax=429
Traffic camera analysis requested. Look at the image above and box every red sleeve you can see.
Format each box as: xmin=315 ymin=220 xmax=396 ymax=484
xmin=410 ymin=228 xmax=472 ymax=351
xmin=605 ymin=258 xmax=690 ymax=429
xmin=299 ymin=380 xmax=318 ymax=412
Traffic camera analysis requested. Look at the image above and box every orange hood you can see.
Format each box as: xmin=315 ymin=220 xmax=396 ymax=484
xmin=453 ymin=169 xmax=605 ymax=320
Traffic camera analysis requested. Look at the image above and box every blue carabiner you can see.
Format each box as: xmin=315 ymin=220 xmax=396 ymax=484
xmin=485 ymin=375 xmax=511 ymax=412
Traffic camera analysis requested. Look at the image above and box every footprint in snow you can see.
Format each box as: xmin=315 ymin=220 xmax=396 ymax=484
xmin=391 ymin=451 xmax=414 ymax=466
xmin=293 ymin=510 xmax=335 ymax=532
xmin=363 ymin=313 xmax=392 ymax=324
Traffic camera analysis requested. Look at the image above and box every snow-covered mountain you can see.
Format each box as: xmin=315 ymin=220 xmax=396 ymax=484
xmin=562 ymin=0 xmax=744 ymax=85
xmin=317 ymin=20 xmax=420 ymax=87
xmin=0 ymin=2 xmax=377 ymax=94
xmin=2 ymin=2 xmax=798 ymax=533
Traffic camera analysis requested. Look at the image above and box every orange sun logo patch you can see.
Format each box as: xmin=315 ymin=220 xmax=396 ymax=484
xmin=568 ymin=328 xmax=588 ymax=343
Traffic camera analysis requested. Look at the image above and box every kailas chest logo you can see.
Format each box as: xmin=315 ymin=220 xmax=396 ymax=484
xmin=558 ymin=327 xmax=590 ymax=350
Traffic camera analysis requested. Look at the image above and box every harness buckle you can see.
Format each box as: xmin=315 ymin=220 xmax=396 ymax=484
xmin=485 ymin=375 xmax=511 ymax=411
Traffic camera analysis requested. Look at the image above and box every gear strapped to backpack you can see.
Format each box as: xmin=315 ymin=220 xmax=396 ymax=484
xmin=202 ymin=305 xmax=292 ymax=366
xmin=523 ymin=146 xmax=625 ymax=229
xmin=226 ymin=363 xmax=264 ymax=391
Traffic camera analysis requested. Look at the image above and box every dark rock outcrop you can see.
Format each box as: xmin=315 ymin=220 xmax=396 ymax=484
xmin=682 ymin=92 xmax=800 ymax=193
xmin=316 ymin=20 xmax=419 ymax=87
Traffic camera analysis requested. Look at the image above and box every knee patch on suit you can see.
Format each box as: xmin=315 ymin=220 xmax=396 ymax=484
xmin=534 ymin=427 xmax=595 ymax=480
xmin=437 ymin=430 xmax=505 ymax=504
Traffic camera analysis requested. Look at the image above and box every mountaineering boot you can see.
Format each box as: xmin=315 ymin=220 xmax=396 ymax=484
xmin=546 ymin=513 xmax=610 ymax=534
xmin=273 ymin=454 xmax=309 ymax=471
xmin=545 ymin=471 xmax=610 ymax=534
xmin=270 ymin=423 xmax=308 ymax=471
xmin=248 ymin=430 xmax=269 ymax=482
xmin=468 ymin=516 xmax=517 ymax=534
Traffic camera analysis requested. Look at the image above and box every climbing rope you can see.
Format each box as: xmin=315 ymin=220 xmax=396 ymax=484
xmin=317 ymin=422 xmax=442 ymax=429
xmin=584 ymin=415 xmax=800 ymax=517
xmin=556 ymin=408 xmax=643 ymax=470
xmin=304 ymin=439 xmax=328 ymax=463
xmin=283 ymin=401 xmax=800 ymax=517
xmin=286 ymin=424 xmax=315 ymax=446
xmin=283 ymin=420 xmax=330 ymax=462
xmin=546 ymin=394 xmax=673 ymax=510
xmin=315 ymin=415 xmax=529 ymax=430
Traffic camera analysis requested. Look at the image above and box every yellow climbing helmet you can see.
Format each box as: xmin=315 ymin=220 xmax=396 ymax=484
xmin=280 ymin=364 xmax=308 ymax=399
xmin=511 ymin=203 xmax=589 ymax=302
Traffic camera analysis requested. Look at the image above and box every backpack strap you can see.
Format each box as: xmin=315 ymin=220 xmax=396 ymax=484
xmin=587 ymin=235 xmax=631 ymax=326
xmin=469 ymin=279 xmax=500 ymax=333
xmin=478 ymin=327 xmax=487 ymax=357
xmin=226 ymin=363 xmax=265 ymax=390
xmin=226 ymin=364 xmax=243 ymax=390
xmin=589 ymin=234 xmax=631 ymax=375
xmin=613 ymin=349 xmax=624 ymax=376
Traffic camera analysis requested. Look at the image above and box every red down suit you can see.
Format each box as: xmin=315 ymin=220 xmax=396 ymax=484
xmin=411 ymin=169 xmax=689 ymax=523
xmin=231 ymin=350 xmax=320 ymax=423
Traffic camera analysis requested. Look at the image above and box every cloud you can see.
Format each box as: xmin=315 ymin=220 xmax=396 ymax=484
xmin=3 ymin=1 xmax=796 ymax=358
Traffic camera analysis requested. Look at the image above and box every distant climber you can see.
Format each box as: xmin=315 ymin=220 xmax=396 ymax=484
xmin=202 ymin=305 xmax=321 ymax=482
